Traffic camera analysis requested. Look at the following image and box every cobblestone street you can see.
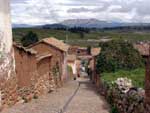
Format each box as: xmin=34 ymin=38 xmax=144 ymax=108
xmin=2 ymin=77 xmax=109 ymax=113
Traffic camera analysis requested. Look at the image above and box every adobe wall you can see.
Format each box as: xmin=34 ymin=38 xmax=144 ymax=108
xmin=14 ymin=47 xmax=55 ymax=103
xmin=30 ymin=43 xmax=64 ymax=87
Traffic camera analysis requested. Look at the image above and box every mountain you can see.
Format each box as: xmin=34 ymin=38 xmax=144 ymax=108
xmin=42 ymin=24 xmax=67 ymax=29
xmin=13 ymin=19 xmax=150 ymax=29
xmin=12 ymin=24 xmax=34 ymax=28
xmin=61 ymin=19 xmax=150 ymax=28
xmin=61 ymin=19 xmax=125 ymax=28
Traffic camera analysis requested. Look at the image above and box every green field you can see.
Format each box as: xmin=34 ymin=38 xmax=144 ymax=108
xmin=101 ymin=68 xmax=145 ymax=88
xmin=13 ymin=28 xmax=150 ymax=46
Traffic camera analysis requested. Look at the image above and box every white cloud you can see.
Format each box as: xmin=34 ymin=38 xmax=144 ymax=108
xmin=11 ymin=0 xmax=150 ymax=24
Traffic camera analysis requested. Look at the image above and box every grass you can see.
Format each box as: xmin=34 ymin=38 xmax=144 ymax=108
xmin=13 ymin=28 xmax=150 ymax=46
xmin=101 ymin=68 xmax=145 ymax=88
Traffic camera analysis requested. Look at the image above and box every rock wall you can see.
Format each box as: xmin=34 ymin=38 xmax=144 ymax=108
xmin=100 ymin=81 xmax=150 ymax=113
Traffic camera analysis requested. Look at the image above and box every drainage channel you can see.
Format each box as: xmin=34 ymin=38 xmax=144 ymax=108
xmin=58 ymin=82 xmax=81 ymax=113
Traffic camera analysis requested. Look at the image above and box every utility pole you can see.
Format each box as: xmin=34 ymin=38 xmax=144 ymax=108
xmin=0 ymin=0 xmax=15 ymax=80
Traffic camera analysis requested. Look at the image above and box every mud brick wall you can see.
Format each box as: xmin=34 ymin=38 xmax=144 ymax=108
xmin=30 ymin=42 xmax=65 ymax=85
xmin=14 ymin=46 xmax=56 ymax=103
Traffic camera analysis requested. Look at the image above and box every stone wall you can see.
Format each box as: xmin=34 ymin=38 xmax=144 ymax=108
xmin=99 ymin=80 xmax=150 ymax=113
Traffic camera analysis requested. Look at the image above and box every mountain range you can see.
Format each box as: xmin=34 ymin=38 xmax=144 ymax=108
xmin=13 ymin=19 xmax=150 ymax=29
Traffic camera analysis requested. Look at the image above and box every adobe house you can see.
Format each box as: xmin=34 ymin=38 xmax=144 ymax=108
xmin=68 ymin=46 xmax=89 ymax=56
xmin=68 ymin=46 xmax=101 ymax=83
xmin=67 ymin=55 xmax=77 ymax=78
xmin=28 ymin=37 xmax=70 ymax=85
xmin=14 ymin=44 xmax=55 ymax=100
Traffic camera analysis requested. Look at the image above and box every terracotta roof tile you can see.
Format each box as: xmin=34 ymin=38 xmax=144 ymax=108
xmin=13 ymin=44 xmax=37 ymax=55
xmin=42 ymin=37 xmax=70 ymax=52
xmin=91 ymin=48 xmax=101 ymax=56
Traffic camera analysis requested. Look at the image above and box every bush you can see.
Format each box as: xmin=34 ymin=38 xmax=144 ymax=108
xmin=101 ymin=68 xmax=145 ymax=88
xmin=96 ymin=40 xmax=144 ymax=73
xmin=21 ymin=31 xmax=39 ymax=47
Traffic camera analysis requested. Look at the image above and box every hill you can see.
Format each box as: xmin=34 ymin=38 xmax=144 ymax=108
xmin=13 ymin=19 xmax=150 ymax=29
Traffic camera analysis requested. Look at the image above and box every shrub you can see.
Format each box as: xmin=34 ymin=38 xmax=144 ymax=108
xmin=96 ymin=40 xmax=144 ymax=73
xmin=21 ymin=31 xmax=39 ymax=47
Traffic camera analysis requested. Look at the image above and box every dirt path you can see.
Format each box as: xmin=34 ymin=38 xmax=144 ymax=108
xmin=2 ymin=78 xmax=109 ymax=113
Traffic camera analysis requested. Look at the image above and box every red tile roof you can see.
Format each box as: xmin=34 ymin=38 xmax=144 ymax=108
xmin=42 ymin=37 xmax=70 ymax=52
xmin=91 ymin=48 xmax=101 ymax=56
xmin=13 ymin=44 xmax=37 ymax=55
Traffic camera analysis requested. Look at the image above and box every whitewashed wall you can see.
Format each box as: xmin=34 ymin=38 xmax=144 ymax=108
xmin=0 ymin=0 xmax=14 ymax=78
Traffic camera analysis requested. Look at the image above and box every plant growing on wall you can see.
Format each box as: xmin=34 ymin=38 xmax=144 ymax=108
xmin=52 ymin=63 xmax=60 ymax=77
xmin=52 ymin=63 xmax=60 ymax=87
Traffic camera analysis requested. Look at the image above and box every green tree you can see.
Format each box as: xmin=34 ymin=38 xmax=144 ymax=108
xmin=79 ymin=32 xmax=84 ymax=39
xmin=21 ymin=31 xmax=39 ymax=47
xmin=96 ymin=40 xmax=144 ymax=73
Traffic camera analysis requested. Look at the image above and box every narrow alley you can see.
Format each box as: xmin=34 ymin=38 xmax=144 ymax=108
xmin=2 ymin=76 xmax=109 ymax=113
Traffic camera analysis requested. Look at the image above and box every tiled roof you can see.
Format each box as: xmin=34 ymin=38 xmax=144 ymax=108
xmin=42 ymin=37 xmax=70 ymax=52
xmin=91 ymin=48 xmax=101 ymax=56
xmin=134 ymin=43 xmax=150 ymax=56
xmin=13 ymin=44 xmax=37 ymax=55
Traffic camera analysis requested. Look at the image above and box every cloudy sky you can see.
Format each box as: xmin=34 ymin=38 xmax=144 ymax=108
xmin=11 ymin=0 xmax=150 ymax=25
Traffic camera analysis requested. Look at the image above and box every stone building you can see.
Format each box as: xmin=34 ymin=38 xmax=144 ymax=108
xmin=28 ymin=37 xmax=70 ymax=84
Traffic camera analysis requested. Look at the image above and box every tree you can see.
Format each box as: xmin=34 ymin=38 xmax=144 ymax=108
xmin=21 ymin=31 xmax=39 ymax=47
xmin=96 ymin=40 xmax=144 ymax=73
xmin=79 ymin=32 xmax=84 ymax=39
